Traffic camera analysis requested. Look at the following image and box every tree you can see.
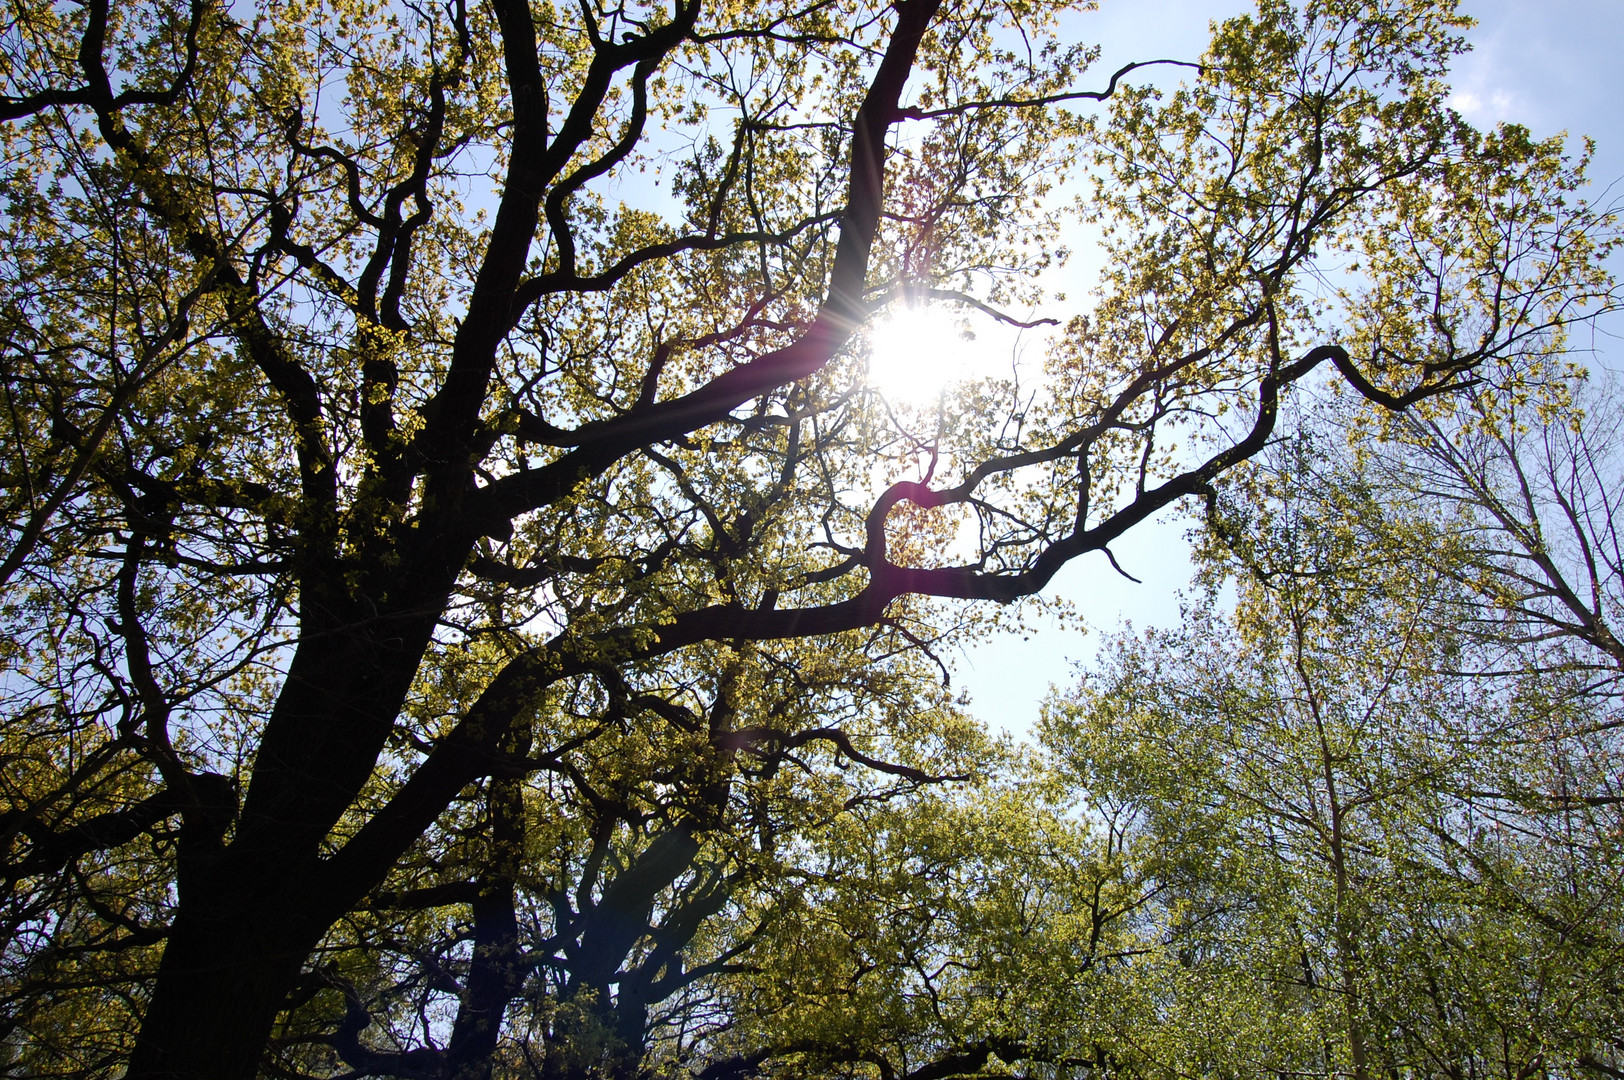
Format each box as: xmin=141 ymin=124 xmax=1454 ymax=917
xmin=1039 ymin=411 xmax=1624 ymax=1079
xmin=703 ymin=761 xmax=1169 ymax=1080
xmin=0 ymin=0 xmax=1613 ymax=1076
xmin=1366 ymin=373 xmax=1624 ymax=675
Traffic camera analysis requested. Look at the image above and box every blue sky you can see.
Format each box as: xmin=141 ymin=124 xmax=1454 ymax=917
xmin=953 ymin=0 xmax=1624 ymax=735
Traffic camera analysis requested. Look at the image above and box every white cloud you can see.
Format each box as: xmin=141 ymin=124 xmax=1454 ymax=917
xmin=1448 ymin=89 xmax=1519 ymax=124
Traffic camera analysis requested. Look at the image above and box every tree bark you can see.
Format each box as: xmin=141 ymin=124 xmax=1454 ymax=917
xmin=124 ymin=859 xmax=327 ymax=1080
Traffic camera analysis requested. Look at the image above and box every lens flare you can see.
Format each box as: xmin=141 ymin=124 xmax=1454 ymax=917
xmin=865 ymin=304 xmax=983 ymax=403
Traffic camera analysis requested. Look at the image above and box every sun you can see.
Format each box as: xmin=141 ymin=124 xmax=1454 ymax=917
xmin=865 ymin=303 xmax=985 ymax=403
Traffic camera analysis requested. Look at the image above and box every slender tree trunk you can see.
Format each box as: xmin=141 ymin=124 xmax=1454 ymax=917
xmin=1330 ymin=810 xmax=1371 ymax=1080
xmin=444 ymin=772 xmax=531 ymax=1080
xmin=1293 ymin=605 xmax=1371 ymax=1080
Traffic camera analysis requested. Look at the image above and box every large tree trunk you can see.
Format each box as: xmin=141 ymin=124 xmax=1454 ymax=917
xmin=124 ymin=596 xmax=452 ymax=1080
xmin=125 ymin=859 xmax=327 ymax=1080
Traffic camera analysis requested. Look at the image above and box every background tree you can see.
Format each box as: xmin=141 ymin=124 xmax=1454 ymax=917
xmin=1038 ymin=397 xmax=1624 ymax=1079
xmin=702 ymin=764 xmax=1165 ymax=1080
xmin=1364 ymin=375 xmax=1624 ymax=674
xmin=0 ymin=0 xmax=1614 ymax=1077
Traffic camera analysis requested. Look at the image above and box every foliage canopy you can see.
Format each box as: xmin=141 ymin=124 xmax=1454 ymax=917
xmin=0 ymin=0 xmax=1615 ymax=1076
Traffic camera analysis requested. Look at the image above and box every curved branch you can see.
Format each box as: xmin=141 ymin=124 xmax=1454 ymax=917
xmin=895 ymin=58 xmax=1205 ymax=122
